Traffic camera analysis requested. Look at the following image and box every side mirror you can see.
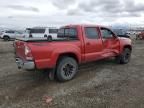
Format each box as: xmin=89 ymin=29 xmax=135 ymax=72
xmin=114 ymin=35 xmax=118 ymax=38
xmin=113 ymin=34 xmax=118 ymax=39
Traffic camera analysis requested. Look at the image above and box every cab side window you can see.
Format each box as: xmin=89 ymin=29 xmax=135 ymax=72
xmin=101 ymin=28 xmax=114 ymax=39
xmin=85 ymin=27 xmax=99 ymax=39
xmin=57 ymin=28 xmax=78 ymax=39
xmin=65 ymin=28 xmax=77 ymax=38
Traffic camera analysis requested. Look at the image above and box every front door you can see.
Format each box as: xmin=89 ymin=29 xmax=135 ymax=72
xmin=100 ymin=28 xmax=120 ymax=57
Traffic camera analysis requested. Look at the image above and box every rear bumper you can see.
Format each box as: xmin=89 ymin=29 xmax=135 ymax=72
xmin=16 ymin=58 xmax=35 ymax=70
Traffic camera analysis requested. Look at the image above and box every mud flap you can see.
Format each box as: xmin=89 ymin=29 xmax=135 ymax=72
xmin=48 ymin=68 xmax=56 ymax=81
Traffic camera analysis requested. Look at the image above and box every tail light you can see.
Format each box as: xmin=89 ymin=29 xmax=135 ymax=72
xmin=24 ymin=45 xmax=33 ymax=60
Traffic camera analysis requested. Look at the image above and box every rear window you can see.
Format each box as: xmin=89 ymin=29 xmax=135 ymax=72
xmin=49 ymin=29 xmax=58 ymax=33
xmin=30 ymin=29 xmax=45 ymax=33
xmin=57 ymin=28 xmax=78 ymax=39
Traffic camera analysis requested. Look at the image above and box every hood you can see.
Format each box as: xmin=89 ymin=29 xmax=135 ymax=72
xmin=118 ymin=37 xmax=132 ymax=45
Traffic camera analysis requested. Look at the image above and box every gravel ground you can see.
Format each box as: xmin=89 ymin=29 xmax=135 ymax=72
xmin=0 ymin=38 xmax=144 ymax=108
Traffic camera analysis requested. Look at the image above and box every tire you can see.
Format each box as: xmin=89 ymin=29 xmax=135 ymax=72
xmin=44 ymin=35 xmax=47 ymax=37
xmin=116 ymin=48 xmax=131 ymax=64
xmin=29 ymin=34 xmax=33 ymax=38
xmin=3 ymin=36 xmax=10 ymax=41
xmin=56 ymin=57 xmax=78 ymax=82
xmin=47 ymin=35 xmax=52 ymax=41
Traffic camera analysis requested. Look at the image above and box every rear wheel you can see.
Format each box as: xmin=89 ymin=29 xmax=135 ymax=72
xmin=56 ymin=57 xmax=78 ymax=82
xmin=116 ymin=48 xmax=131 ymax=64
xmin=3 ymin=36 xmax=10 ymax=41
xmin=47 ymin=35 xmax=52 ymax=41
xmin=44 ymin=35 xmax=47 ymax=37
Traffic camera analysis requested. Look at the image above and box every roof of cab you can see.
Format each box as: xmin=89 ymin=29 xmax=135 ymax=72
xmin=62 ymin=24 xmax=110 ymax=29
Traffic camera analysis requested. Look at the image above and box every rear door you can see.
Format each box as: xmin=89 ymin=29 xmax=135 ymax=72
xmin=100 ymin=27 xmax=120 ymax=57
xmin=83 ymin=27 xmax=103 ymax=62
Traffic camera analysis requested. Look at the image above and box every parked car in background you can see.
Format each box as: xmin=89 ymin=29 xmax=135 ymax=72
xmin=0 ymin=31 xmax=4 ymax=38
xmin=0 ymin=30 xmax=23 ymax=41
xmin=136 ymin=32 xmax=144 ymax=40
xmin=112 ymin=29 xmax=130 ymax=38
xmin=23 ymin=27 xmax=58 ymax=39
xmin=14 ymin=24 xmax=132 ymax=82
xmin=126 ymin=31 xmax=136 ymax=35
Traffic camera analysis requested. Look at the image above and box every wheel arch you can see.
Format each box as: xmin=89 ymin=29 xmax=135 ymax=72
xmin=3 ymin=35 xmax=10 ymax=38
xmin=3 ymin=35 xmax=10 ymax=41
xmin=57 ymin=53 xmax=79 ymax=64
xmin=123 ymin=45 xmax=132 ymax=51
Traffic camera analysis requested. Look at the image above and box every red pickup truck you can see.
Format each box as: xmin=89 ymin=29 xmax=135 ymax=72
xmin=14 ymin=24 xmax=132 ymax=82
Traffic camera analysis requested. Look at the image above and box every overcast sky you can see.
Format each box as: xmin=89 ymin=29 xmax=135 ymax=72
xmin=0 ymin=0 xmax=144 ymax=28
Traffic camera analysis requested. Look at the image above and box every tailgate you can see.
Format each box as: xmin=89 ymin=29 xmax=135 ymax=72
xmin=14 ymin=40 xmax=26 ymax=60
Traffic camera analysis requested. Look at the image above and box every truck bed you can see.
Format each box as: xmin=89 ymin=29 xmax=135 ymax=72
xmin=16 ymin=38 xmax=78 ymax=42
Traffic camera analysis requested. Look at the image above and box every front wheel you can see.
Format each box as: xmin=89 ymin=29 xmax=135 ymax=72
xmin=3 ymin=36 xmax=10 ymax=41
xmin=44 ymin=35 xmax=47 ymax=37
xmin=116 ymin=48 xmax=131 ymax=64
xmin=56 ymin=57 xmax=78 ymax=82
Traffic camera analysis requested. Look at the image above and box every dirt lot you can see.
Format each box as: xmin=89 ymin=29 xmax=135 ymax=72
xmin=0 ymin=38 xmax=144 ymax=108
